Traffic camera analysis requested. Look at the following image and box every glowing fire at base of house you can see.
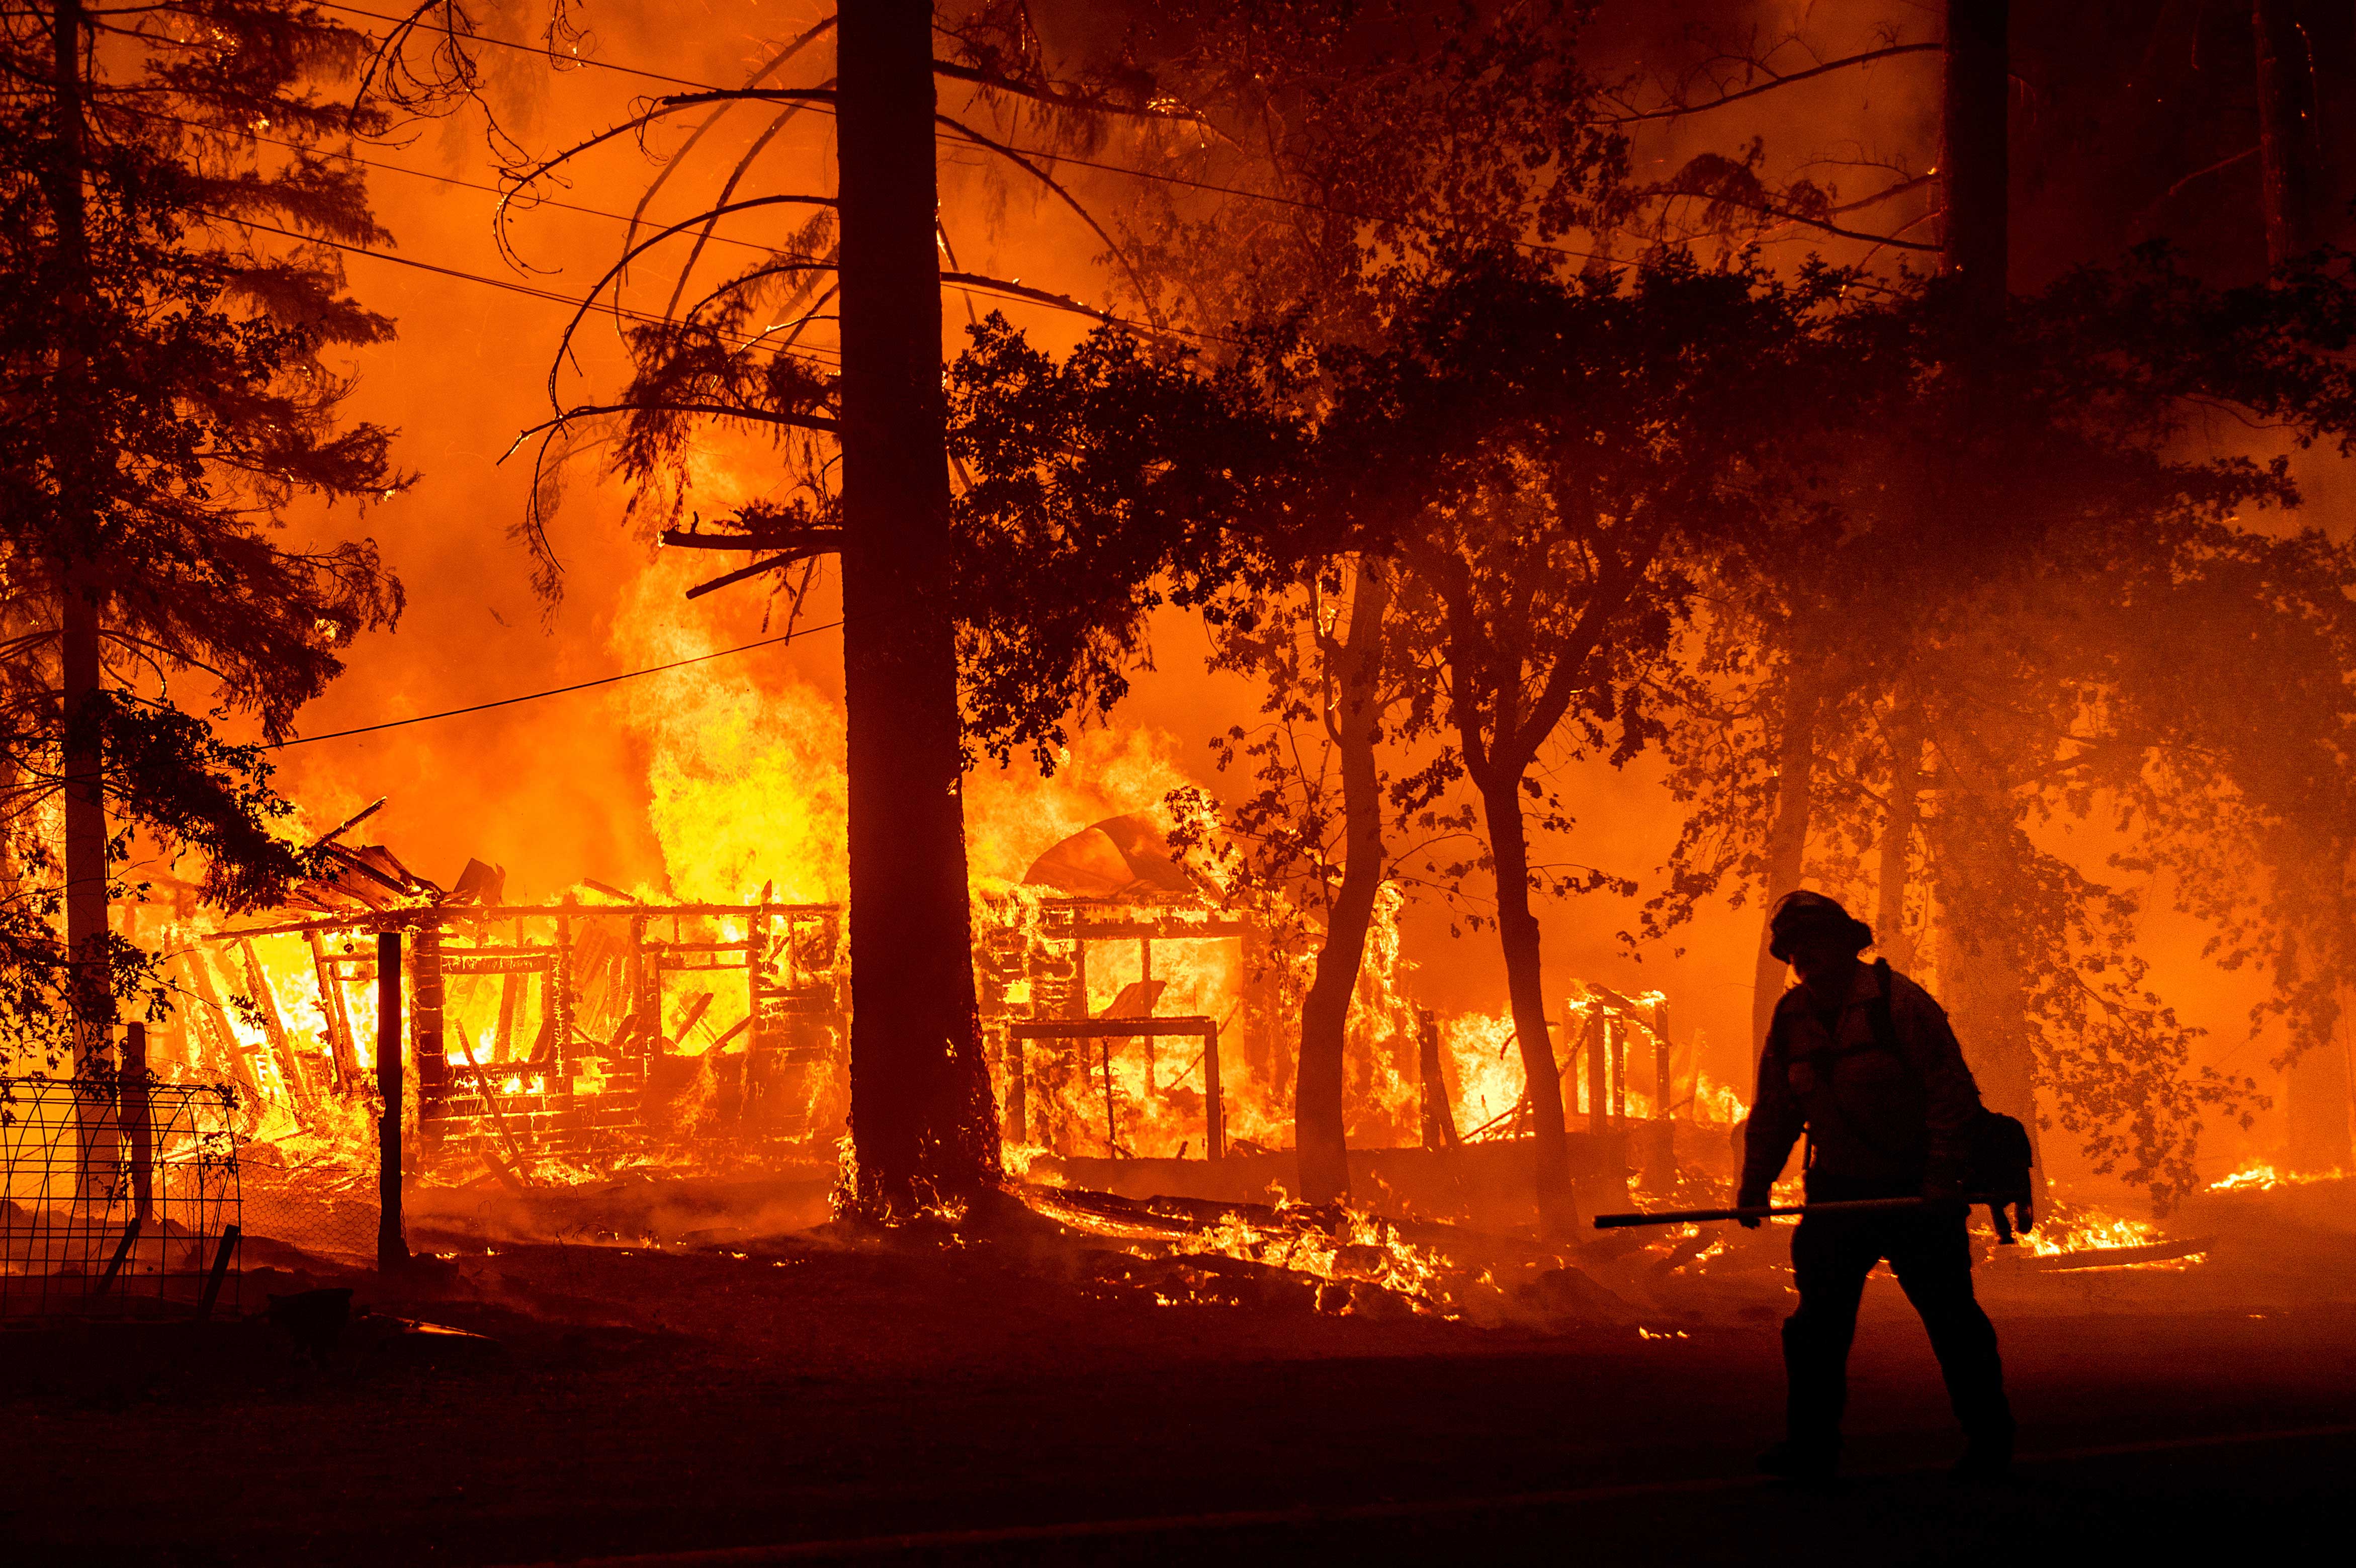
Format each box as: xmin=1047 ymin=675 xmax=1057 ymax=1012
xmin=96 ymin=797 xmax=1755 ymax=1248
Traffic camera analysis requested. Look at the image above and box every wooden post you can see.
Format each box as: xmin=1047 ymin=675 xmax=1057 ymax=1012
xmin=197 ymin=1224 xmax=239 ymax=1321
xmin=121 ymin=1021 xmax=152 ymax=1223
xmin=630 ymin=913 xmax=655 ymax=1047
xmin=492 ymin=967 xmax=523 ymax=1064
xmin=1099 ymin=1036 xmax=1119 ymax=1156
xmin=1416 ymin=1007 xmax=1459 ymax=1150
xmin=376 ymin=929 xmax=406 ymax=1273
xmin=1652 ymin=1001 xmax=1673 ymax=1121
xmin=1586 ymin=1008 xmax=1608 ymax=1137
xmin=836 ymin=0 xmax=1001 ymax=1212
xmin=93 ymin=1218 xmax=138 ymax=1298
xmin=1609 ymin=1018 xmax=1628 ymax=1125
xmin=1140 ymin=935 xmax=1155 ymax=1075
xmin=1203 ymin=1020 xmax=1224 ymax=1160
xmin=2255 ymin=0 xmax=2321 ymax=268
xmin=54 ymin=1 xmax=117 ymax=1192
xmin=1650 ymin=1000 xmax=1677 ymax=1186
xmin=1004 ymin=1027 xmax=1028 ymax=1147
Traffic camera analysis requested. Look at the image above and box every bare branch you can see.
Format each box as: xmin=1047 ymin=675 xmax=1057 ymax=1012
xmin=939 ymin=269 xmax=1111 ymax=324
xmin=685 ymin=548 xmax=839 ymax=600
xmin=934 ymin=112 xmax=1161 ymax=327
xmin=931 ymin=59 xmax=1205 ymax=124
xmin=544 ymin=195 xmax=838 ymax=415
xmin=660 ymin=527 xmax=835 ymax=551
xmin=1650 ymin=186 xmax=1939 ymax=252
xmin=1604 ymin=43 xmax=1941 ymax=126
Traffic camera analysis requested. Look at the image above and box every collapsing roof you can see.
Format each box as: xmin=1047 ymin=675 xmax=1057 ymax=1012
xmin=1022 ymin=814 xmax=1205 ymax=900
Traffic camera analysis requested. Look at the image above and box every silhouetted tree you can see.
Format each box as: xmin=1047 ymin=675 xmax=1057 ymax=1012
xmin=0 ymin=0 xmax=405 ymax=1071
xmin=1650 ymin=247 xmax=2356 ymax=1201
xmin=1322 ymin=251 xmax=1851 ymax=1236
xmin=1099 ymin=0 xmax=1627 ymax=1203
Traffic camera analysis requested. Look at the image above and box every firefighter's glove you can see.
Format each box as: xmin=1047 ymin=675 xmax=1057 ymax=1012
xmin=1735 ymin=1185 xmax=1768 ymax=1230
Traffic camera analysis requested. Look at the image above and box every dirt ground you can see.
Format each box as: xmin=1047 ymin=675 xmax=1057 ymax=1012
xmin=4 ymin=1178 xmax=2352 ymax=1566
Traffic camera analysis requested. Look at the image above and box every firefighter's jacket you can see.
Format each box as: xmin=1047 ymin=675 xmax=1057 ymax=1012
xmin=1740 ymin=963 xmax=1986 ymax=1196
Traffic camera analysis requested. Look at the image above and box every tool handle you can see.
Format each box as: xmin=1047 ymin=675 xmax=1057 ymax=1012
xmin=1593 ymin=1195 xmax=2013 ymax=1229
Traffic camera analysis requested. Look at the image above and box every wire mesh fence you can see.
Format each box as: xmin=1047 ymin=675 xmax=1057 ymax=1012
xmin=0 ymin=1074 xmax=241 ymax=1320
xmin=240 ymin=1154 xmax=379 ymax=1264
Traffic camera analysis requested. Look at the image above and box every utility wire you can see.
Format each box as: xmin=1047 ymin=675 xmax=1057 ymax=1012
xmin=318 ymin=1 xmax=1627 ymax=269
xmin=144 ymin=104 xmax=800 ymax=265
xmin=271 ymin=618 xmax=844 ymax=747
xmin=200 ymin=209 xmax=847 ymax=367
xmin=324 ymin=1 xmax=741 ymax=95
xmin=194 ymin=148 xmax=1223 ymax=349
xmin=172 ymin=112 xmax=1202 ymax=345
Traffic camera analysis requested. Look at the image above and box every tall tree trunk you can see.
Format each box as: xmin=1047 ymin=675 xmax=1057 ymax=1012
xmin=1477 ymin=765 xmax=1579 ymax=1237
xmin=1295 ymin=558 xmax=1390 ymax=1205
xmin=1935 ymin=0 xmax=2043 ymax=1199
xmin=2254 ymin=0 xmax=2320 ymax=268
xmin=52 ymin=2 xmax=114 ymax=1195
xmin=1750 ymin=664 xmax=1820 ymax=1052
xmin=837 ymin=1 xmax=999 ymax=1215
xmin=2254 ymin=2 xmax=2349 ymax=1173
xmin=1940 ymin=0 xmax=2009 ymax=310
xmin=1876 ymin=707 xmax=1923 ymax=971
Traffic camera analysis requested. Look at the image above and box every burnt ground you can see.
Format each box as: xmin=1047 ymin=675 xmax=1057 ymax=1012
xmin=3 ymin=1180 xmax=2352 ymax=1567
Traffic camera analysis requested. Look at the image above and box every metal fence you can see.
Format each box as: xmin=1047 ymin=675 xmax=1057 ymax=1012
xmin=241 ymin=1155 xmax=378 ymax=1264
xmin=0 ymin=1074 xmax=241 ymax=1320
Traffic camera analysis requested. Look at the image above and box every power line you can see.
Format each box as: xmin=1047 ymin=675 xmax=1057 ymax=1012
xmin=324 ymin=1 xmax=729 ymax=95
xmin=321 ymin=1 xmax=1624 ymax=269
xmin=169 ymin=113 xmax=1175 ymax=344
xmin=192 ymin=155 xmax=1206 ymax=350
xmin=272 ymin=617 xmax=844 ymax=747
xmin=202 ymin=209 xmax=846 ymax=367
xmin=145 ymin=104 xmax=800 ymax=266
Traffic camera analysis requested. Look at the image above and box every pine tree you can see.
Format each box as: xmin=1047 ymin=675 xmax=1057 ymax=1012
xmin=0 ymin=1 xmax=406 ymax=1072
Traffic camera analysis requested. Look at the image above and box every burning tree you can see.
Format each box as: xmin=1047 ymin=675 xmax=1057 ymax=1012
xmin=0 ymin=0 xmax=405 ymax=1071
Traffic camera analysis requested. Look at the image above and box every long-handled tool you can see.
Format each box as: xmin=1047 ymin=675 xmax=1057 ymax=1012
xmin=1595 ymin=1194 xmax=2024 ymax=1230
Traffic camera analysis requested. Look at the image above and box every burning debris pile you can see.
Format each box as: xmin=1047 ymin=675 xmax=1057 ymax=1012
xmin=112 ymin=810 xmax=853 ymax=1257
xmin=1012 ymin=1184 xmax=1637 ymax=1328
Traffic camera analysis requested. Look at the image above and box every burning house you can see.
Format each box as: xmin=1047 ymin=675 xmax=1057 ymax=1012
xmin=42 ymin=791 xmax=1748 ymax=1276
